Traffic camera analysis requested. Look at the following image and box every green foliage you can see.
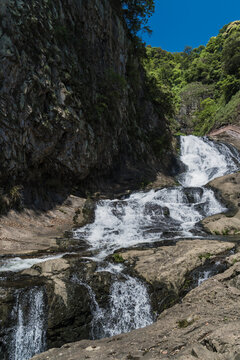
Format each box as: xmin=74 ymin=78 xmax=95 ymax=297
xmin=193 ymin=98 xmax=218 ymax=136
xmin=218 ymin=75 xmax=240 ymax=103
xmin=199 ymin=253 xmax=212 ymax=260
xmin=214 ymin=90 xmax=240 ymax=127
xmin=177 ymin=318 xmax=194 ymax=328
xmin=222 ymin=27 xmax=240 ymax=76
xmin=112 ymin=253 xmax=124 ymax=263
xmin=144 ymin=21 xmax=240 ymax=135
xmin=222 ymin=228 xmax=230 ymax=235
xmin=145 ymin=73 xmax=175 ymax=117
xmin=121 ymin=0 xmax=155 ymax=36
xmin=179 ymin=82 xmax=214 ymax=107
xmin=185 ymin=36 xmax=223 ymax=84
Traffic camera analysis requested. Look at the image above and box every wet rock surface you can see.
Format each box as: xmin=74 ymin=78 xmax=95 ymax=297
xmin=120 ymin=239 xmax=235 ymax=313
xmin=202 ymin=172 xmax=240 ymax=235
xmin=202 ymin=128 xmax=240 ymax=235
xmin=0 ymin=239 xmax=235 ymax=359
xmin=1 ymin=135 xmax=240 ymax=358
xmin=209 ymin=125 xmax=240 ymax=153
xmin=0 ymin=255 xmax=117 ymax=357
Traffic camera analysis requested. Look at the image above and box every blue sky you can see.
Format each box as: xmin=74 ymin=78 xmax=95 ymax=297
xmin=141 ymin=0 xmax=240 ymax=52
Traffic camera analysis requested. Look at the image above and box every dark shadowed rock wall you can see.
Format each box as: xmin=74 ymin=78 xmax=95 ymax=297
xmin=0 ymin=0 xmax=173 ymax=195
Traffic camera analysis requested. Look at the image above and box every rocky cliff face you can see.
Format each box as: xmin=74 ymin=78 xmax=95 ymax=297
xmin=0 ymin=0 xmax=172 ymax=197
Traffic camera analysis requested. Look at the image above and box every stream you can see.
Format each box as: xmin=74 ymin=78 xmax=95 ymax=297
xmin=1 ymin=135 xmax=240 ymax=359
xmin=73 ymin=136 xmax=240 ymax=258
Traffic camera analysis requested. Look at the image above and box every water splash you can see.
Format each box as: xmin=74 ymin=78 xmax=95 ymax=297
xmin=6 ymin=135 xmax=239 ymax=355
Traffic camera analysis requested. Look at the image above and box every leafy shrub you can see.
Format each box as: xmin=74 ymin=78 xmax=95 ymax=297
xmin=193 ymin=98 xmax=218 ymax=135
xmin=214 ymin=90 xmax=240 ymax=127
xmin=218 ymin=75 xmax=240 ymax=103
xmin=112 ymin=253 xmax=124 ymax=263
xmin=121 ymin=0 xmax=155 ymax=36
xmin=222 ymin=28 xmax=240 ymax=76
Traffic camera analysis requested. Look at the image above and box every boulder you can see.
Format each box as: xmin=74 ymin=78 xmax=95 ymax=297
xmin=202 ymin=172 xmax=240 ymax=235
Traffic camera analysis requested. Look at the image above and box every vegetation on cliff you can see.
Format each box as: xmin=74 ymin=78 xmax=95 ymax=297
xmin=144 ymin=20 xmax=240 ymax=135
xmin=121 ymin=0 xmax=155 ymax=36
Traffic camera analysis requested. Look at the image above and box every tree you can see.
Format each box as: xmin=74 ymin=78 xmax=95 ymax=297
xmin=183 ymin=46 xmax=192 ymax=56
xmin=121 ymin=0 xmax=155 ymax=36
xmin=222 ymin=30 xmax=240 ymax=77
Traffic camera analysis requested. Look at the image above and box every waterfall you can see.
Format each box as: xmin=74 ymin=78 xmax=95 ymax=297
xmin=71 ymin=135 xmax=240 ymax=339
xmin=179 ymin=135 xmax=240 ymax=187
xmin=102 ymin=275 xmax=153 ymax=337
xmin=9 ymin=287 xmax=47 ymax=360
xmin=3 ymin=135 xmax=240 ymax=355
xmin=74 ymin=186 xmax=225 ymax=257
xmin=73 ymin=272 xmax=153 ymax=339
xmin=74 ymin=135 xmax=240 ymax=257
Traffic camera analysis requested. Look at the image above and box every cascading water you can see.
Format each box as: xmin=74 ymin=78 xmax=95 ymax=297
xmin=0 ymin=253 xmax=70 ymax=273
xmin=74 ymin=135 xmax=240 ymax=258
xmin=2 ymin=135 xmax=240 ymax=357
xmin=103 ymin=275 xmax=153 ymax=337
xmin=74 ymin=186 xmax=224 ymax=258
xmin=179 ymin=135 xmax=240 ymax=187
xmin=198 ymin=270 xmax=212 ymax=286
xmin=73 ymin=269 xmax=153 ymax=339
xmin=9 ymin=287 xmax=47 ymax=360
xmin=72 ymin=135 xmax=240 ymax=339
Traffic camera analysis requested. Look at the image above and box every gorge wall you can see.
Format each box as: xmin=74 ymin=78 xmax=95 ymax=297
xmin=0 ymin=0 xmax=173 ymax=201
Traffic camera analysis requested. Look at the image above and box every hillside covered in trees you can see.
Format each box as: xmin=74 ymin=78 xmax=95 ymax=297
xmin=144 ymin=20 xmax=240 ymax=135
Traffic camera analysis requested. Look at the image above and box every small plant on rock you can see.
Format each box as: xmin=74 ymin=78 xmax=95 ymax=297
xmin=112 ymin=253 xmax=124 ymax=263
xmin=199 ymin=253 xmax=212 ymax=260
xmin=177 ymin=317 xmax=194 ymax=328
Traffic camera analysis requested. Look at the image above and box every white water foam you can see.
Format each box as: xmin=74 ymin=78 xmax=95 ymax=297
xmin=10 ymin=287 xmax=46 ymax=360
xmin=103 ymin=275 xmax=153 ymax=337
xmin=6 ymin=135 xmax=239 ymax=355
xmin=179 ymin=135 xmax=240 ymax=187
xmin=73 ymin=135 xmax=240 ymax=257
xmin=0 ymin=253 xmax=70 ymax=273
xmin=198 ymin=270 xmax=212 ymax=286
xmin=73 ymin=273 xmax=153 ymax=339
xmin=73 ymin=186 xmax=225 ymax=258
